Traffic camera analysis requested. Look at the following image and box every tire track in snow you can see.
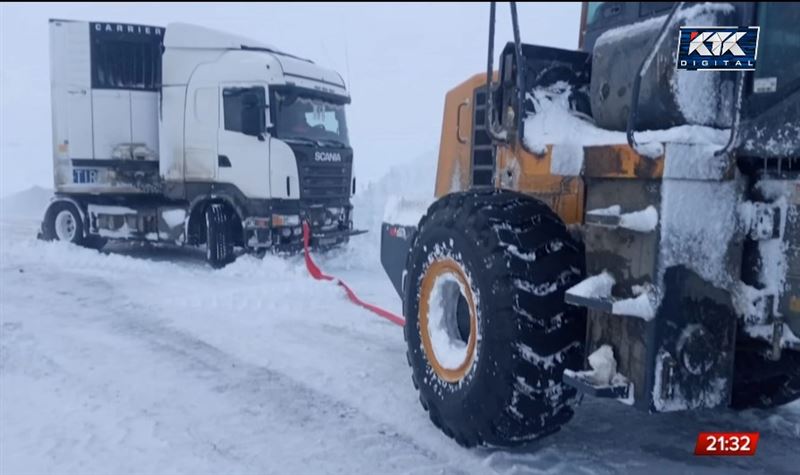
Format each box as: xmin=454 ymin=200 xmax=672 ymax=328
xmin=2 ymin=246 xmax=479 ymax=474
xmin=3 ymin=220 xmax=800 ymax=474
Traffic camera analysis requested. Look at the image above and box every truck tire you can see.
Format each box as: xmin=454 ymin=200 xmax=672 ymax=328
xmin=41 ymin=201 xmax=108 ymax=250
xmin=403 ymin=189 xmax=586 ymax=447
xmin=731 ymin=338 xmax=800 ymax=410
xmin=41 ymin=201 xmax=85 ymax=245
xmin=205 ymin=203 xmax=235 ymax=268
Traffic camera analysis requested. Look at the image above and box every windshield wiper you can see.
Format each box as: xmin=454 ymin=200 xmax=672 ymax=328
xmin=315 ymin=138 xmax=348 ymax=148
xmin=282 ymin=136 xmax=320 ymax=147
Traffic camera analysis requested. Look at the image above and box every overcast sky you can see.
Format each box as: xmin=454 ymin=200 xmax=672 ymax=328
xmin=0 ymin=2 xmax=581 ymax=197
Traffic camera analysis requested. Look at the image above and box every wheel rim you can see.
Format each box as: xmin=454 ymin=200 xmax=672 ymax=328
xmin=419 ymin=258 xmax=478 ymax=383
xmin=54 ymin=210 xmax=77 ymax=241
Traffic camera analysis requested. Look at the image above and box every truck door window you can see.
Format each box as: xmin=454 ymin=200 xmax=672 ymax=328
xmin=223 ymin=87 xmax=266 ymax=137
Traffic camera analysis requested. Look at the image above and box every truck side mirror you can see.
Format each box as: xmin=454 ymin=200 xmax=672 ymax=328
xmin=241 ymin=92 xmax=266 ymax=138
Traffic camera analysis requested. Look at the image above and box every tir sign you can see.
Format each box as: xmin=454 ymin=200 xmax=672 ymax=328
xmin=677 ymin=26 xmax=760 ymax=71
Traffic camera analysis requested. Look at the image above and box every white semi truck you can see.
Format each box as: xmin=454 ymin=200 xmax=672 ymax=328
xmin=40 ymin=19 xmax=359 ymax=267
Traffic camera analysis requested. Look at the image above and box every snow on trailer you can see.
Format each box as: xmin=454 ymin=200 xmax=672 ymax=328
xmin=41 ymin=19 xmax=361 ymax=267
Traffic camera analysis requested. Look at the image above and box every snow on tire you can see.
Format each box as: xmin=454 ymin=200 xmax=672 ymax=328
xmin=403 ymin=189 xmax=586 ymax=447
xmin=41 ymin=201 xmax=87 ymax=246
xmin=41 ymin=201 xmax=107 ymax=250
xmin=205 ymin=203 xmax=235 ymax=269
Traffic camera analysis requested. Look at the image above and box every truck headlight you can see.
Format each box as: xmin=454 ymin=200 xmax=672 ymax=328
xmin=272 ymin=214 xmax=301 ymax=226
xmin=244 ymin=217 xmax=271 ymax=229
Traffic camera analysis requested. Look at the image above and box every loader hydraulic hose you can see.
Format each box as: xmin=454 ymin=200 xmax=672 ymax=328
xmin=302 ymin=222 xmax=406 ymax=327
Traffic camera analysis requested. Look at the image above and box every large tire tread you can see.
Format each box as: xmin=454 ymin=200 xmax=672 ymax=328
xmin=206 ymin=203 xmax=235 ymax=269
xmin=403 ymin=189 xmax=585 ymax=448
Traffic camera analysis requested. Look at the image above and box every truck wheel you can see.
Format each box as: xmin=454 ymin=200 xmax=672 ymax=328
xmin=42 ymin=201 xmax=85 ymax=245
xmin=731 ymin=338 xmax=800 ymax=409
xmin=403 ymin=189 xmax=586 ymax=447
xmin=205 ymin=203 xmax=235 ymax=268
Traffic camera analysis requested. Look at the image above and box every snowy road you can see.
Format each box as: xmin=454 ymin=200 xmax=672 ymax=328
xmin=2 ymin=217 xmax=799 ymax=474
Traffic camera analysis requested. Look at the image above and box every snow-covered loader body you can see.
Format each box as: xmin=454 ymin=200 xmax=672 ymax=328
xmin=42 ymin=20 xmax=359 ymax=266
xmin=382 ymin=2 xmax=800 ymax=447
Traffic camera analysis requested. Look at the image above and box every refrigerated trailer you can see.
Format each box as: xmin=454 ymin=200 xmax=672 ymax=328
xmin=40 ymin=19 xmax=360 ymax=266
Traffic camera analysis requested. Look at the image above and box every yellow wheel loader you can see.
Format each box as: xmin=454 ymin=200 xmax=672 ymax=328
xmin=381 ymin=2 xmax=800 ymax=447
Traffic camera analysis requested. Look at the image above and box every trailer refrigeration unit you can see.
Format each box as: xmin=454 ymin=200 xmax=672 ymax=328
xmin=40 ymin=20 xmax=360 ymax=267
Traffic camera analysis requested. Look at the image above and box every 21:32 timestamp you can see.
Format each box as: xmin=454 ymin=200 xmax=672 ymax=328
xmin=694 ymin=432 xmax=760 ymax=456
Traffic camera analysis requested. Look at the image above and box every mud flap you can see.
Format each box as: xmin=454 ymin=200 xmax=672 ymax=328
xmin=380 ymin=223 xmax=417 ymax=297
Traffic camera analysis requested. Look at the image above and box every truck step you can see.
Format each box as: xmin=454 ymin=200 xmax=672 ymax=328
xmin=584 ymin=205 xmax=658 ymax=233
xmin=564 ymin=293 xmax=613 ymax=312
xmin=563 ymin=368 xmax=632 ymax=399
xmin=565 ymin=272 xmax=657 ymax=321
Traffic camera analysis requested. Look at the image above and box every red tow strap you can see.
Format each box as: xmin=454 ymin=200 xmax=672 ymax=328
xmin=302 ymin=222 xmax=405 ymax=327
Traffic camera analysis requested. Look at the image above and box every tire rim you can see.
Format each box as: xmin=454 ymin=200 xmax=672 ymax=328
xmin=54 ymin=210 xmax=77 ymax=242
xmin=419 ymin=258 xmax=478 ymax=383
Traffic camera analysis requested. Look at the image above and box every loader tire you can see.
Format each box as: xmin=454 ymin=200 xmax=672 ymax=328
xmin=403 ymin=189 xmax=586 ymax=447
xmin=205 ymin=203 xmax=235 ymax=269
xmin=731 ymin=337 xmax=800 ymax=410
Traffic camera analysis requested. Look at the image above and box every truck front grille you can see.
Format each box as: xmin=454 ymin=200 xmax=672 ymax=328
xmin=298 ymin=162 xmax=352 ymax=201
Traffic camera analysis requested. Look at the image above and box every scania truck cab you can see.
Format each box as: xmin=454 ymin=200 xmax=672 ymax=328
xmin=41 ymin=20 xmax=359 ymax=266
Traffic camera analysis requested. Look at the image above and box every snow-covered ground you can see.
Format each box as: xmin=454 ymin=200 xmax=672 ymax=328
xmin=2 ymin=164 xmax=799 ymax=474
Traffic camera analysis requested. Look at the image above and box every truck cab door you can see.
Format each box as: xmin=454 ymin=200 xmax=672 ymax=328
xmin=217 ymin=84 xmax=271 ymax=199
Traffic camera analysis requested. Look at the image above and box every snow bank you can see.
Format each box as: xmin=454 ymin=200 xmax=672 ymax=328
xmin=0 ymin=186 xmax=52 ymax=220
xmin=334 ymin=151 xmax=436 ymax=271
xmin=382 ymin=196 xmax=430 ymax=227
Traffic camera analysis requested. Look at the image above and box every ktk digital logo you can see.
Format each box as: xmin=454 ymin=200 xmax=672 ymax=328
xmin=677 ymin=26 xmax=760 ymax=71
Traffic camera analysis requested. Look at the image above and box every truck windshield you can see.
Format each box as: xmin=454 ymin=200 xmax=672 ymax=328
xmin=273 ymin=93 xmax=350 ymax=147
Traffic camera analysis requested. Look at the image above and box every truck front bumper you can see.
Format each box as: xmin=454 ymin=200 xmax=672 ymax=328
xmin=243 ymin=217 xmax=365 ymax=254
